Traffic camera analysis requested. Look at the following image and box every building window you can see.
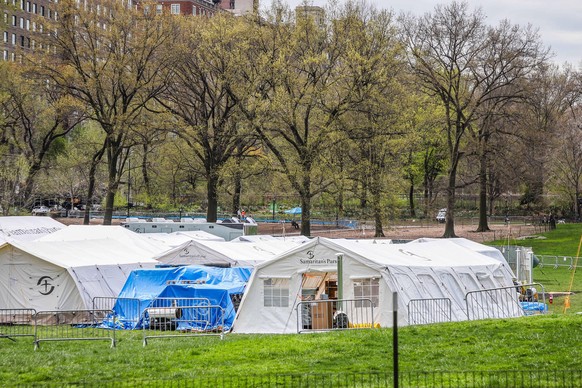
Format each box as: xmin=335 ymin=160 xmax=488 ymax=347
xmin=40 ymin=5 xmax=44 ymax=16
xmin=192 ymin=6 xmax=196 ymax=15
xmin=263 ymin=278 xmax=289 ymax=307
xmin=353 ymin=278 xmax=379 ymax=307
xmin=20 ymin=17 xmax=24 ymax=28
xmin=26 ymin=19 xmax=29 ymax=30
xmin=19 ymin=35 xmax=24 ymax=47
xmin=26 ymin=1 xmax=30 ymax=11
xmin=11 ymin=33 xmax=15 ymax=45
xmin=3 ymin=31 xmax=6 ymax=43
xmin=2 ymin=50 xmax=7 ymax=61
xmin=156 ymin=4 xmax=162 ymax=14
xmin=230 ymin=0 xmax=234 ymax=9
xmin=12 ymin=14 xmax=16 ymax=26
xmin=170 ymin=3 xmax=179 ymax=14
xmin=32 ymin=3 xmax=36 ymax=13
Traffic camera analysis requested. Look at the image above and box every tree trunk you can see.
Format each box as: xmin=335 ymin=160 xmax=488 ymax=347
xmin=476 ymin=136 xmax=490 ymax=232
xmin=443 ymin=164 xmax=458 ymax=238
xmin=300 ymin=195 xmax=311 ymax=237
xmin=83 ymin=145 xmax=106 ymax=225
xmin=141 ymin=144 xmax=151 ymax=202
xmin=232 ymin=167 xmax=242 ymax=215
xmin=206 ymin=172 xmax=219 ymax=223
xmin=409 ymin=182 xmax=416 ymax=218
xmin=370 ymin=167 xmax=385 ymax=238
xmin=102 ymin=137 xmax=121 ymax=226
xmin=299 ymin=170 xmax=312 ymax=236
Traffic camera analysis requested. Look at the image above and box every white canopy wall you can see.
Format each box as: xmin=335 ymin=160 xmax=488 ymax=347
xmin=233 ymin=237 xmax=516 ymax=334
xmin=0 ymin=239 xmax=159 ymax=311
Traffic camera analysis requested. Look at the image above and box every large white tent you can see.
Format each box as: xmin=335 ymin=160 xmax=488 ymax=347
xmin=0 ymin=216 xmax=65 ymax=242
xmin=0 ymin=238 xmax=160 ymax=311
xmin=233 ymin=237 xmax=516 ymax=334
xmin=37 ymin=225 xmax=170 ymax=253
xmin=154 ymin=239 xmax=304 ymax=267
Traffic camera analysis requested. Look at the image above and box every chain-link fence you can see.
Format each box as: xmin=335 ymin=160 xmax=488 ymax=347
xmin=16 ymin=370 xmax=582 ymax=387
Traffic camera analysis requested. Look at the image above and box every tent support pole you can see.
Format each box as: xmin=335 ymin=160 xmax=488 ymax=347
xmin=336 ymin=253 xmax=343 ymax=311
xmin=393 ymin=292 xmax=399 ymax=388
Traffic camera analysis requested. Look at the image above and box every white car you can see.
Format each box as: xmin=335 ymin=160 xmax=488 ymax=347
xmin=436 ymin=208 xmax=447 ymax=223
xmin=32 ymin=206 xmax=50 ymax=215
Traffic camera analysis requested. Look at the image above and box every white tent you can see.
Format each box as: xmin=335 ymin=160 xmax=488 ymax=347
xmin=37 ymin=225 xmax=170 ymax=253
xmin=154 ymin=239 xmax=303 ymax=267
xmin=409 ymin=238 xmax=507 ymax=263
xmin=0 ymin=216 xmax=65 ymax=242
xmin=146 ymin=231 xmax=226 ymax=247
xmin=233 ymin=237 xmax=516 ymax=334
xmin=0 ymin=238 xmax=159 ymax=311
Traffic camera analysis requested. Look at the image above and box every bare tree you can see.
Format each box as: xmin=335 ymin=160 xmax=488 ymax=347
xmin=30 ymin=0 xmax=178 ymax=224
xmin=401 ymin=1 xmax=548 ymax=237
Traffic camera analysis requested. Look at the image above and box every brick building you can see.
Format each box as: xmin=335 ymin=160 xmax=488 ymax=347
xmin=2 ymin=0 xmax=52 ymax=61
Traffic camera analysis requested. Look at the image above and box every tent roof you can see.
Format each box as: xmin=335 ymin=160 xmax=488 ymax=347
xmin=146 ymin=231 xmax=225 ymax=247
xmin=154 ymin=239 xmax=302 ymax=267
xmin=409 ymin=238 xmax=507 ymax=262
xmin=8 ymin=238 xmax=160 ymax=268
xmin=255 ymin=237 xmax=504 ymax=272
xmin=37 ymin=225 xmax=170 ymax=254
xmin=0 ymin=216 xmax=65 ymax=241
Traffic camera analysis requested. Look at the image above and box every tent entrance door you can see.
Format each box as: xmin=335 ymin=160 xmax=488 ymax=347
xmin=301 ymin=272 xmax=337 ymax=330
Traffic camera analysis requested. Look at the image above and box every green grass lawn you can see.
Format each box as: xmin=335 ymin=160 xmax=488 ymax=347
xmin=488 ymin=223 xmax=582 ymax=313
xmin=1 ymin=315 xmax=581 ymax=386
xmin=2 ymin=224 xmax=582 ymax=386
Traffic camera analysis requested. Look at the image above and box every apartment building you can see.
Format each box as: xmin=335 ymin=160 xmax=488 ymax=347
xmin=2 ymin=0 xmax=52 ymax=61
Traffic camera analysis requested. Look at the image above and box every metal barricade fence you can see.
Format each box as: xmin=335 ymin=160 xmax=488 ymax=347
xmin=537 ymin=255 xmax=578 ymax=270
xmin=0 ymin=308 xmax=36 ymax=341
xmin=142 ymin=297 xmax=225 ymax=346
xmin=465 ymin=283 xmax=547 ymax=321
xmin=33 ymin=309 xmax=116 ymax=350
xmin=408 ymin=298 xmax=452 ymax=325
xmin=295 ymin=298 xmax=375 ymax=333
xmin=92 ymin=296 xmax=144 ymax=330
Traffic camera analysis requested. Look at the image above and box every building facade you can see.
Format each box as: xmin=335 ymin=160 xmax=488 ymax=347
xmin=2 ymin=0 xmax=52 ymax=61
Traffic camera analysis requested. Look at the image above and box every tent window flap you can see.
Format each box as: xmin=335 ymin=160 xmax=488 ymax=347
xmin=263 ymin=278 xmax=289 ymax=307
xmin=353 ymin=278 xmax=379 ymax=307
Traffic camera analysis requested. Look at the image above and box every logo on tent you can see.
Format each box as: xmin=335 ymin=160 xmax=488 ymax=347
xmin=37 ymin=276 xmax=55 ymax=295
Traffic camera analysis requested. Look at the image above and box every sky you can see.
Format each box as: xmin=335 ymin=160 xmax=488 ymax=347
xmin=267 ymin=0 xmax=582 ymax=67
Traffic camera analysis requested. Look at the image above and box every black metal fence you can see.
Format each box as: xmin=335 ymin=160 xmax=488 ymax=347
xmin=19 ymin=370 xmax=582 ymax=387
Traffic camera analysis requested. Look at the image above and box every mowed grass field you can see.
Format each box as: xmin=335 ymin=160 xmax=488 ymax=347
xmin=489 ymin=223 xmax=582 ymax=313
xmin=1 ymin=315 xmax=581 ymax=386
xmin=1 ymin=224 xmax=581 ymax=386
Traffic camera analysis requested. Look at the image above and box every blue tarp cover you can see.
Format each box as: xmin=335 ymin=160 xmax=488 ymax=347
xmin=106 ymin=266 xmax=252 ymax=331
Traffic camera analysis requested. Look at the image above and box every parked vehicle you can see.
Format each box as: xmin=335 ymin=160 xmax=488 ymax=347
xmin=32 ymin=206 xmax=50 ymax=215
xmin=436 ymin=208 xmax=447 ymax=223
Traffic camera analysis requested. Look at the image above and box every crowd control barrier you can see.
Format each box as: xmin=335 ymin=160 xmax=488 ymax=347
xmin=0 ymin=308 xmax=36 ymax=341
xmin=141 ymin=297 xmax=225 ymax=346
xmin=407 ymin=298 xmax=452 ymax=325
xmin=295 ymin=298 xmax=375 ymax=333
xmin=33 ymin=309 xmax=116 ymax=350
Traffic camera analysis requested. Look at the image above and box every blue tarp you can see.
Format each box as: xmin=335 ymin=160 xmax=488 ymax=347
xmin=284 ymin=207 xmax=302 ymax=215
xmin=520 ymin=301 xmax=548 ymax=315
xmin=105 ymin=266 xmax=252 ymax=331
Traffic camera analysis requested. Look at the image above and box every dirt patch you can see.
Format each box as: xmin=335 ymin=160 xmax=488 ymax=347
xmin=56 ymin=217 xmax=537 ymax=243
